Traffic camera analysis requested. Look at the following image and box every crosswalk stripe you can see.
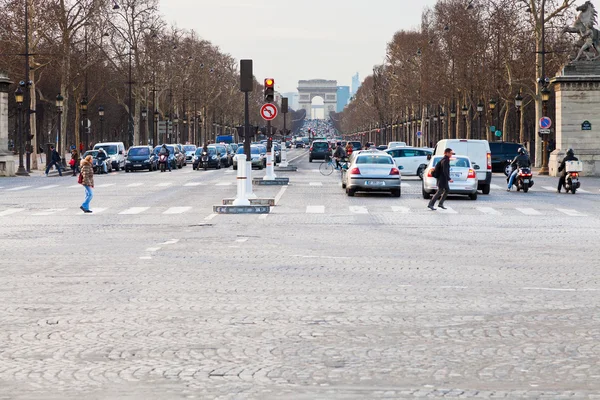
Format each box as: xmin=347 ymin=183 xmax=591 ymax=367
xmin=37 ymin=185 xmax=59 ymax=190
xmin=477 ymin=207 xmax=501 ymax=215
xmin=6 ymin=186 xmax=31 ymax=191
xmin=156 ymin=182 xmax=172 ymax=187
xmin=438 ymin=206 xmax=457 ymax=214
xmin=163 ymin=207 xmax=192 ymax=215
xmin=309 ymin=182 xmax=323 ymax=186
xmin=401 ymin=182 xmax=411 ymax=187
xmin=86 ymin=207 xmax=107 ymax=214
xmin=349 ymin=206 xmax=368 ymax=214
xmin=556 ymin=208 xmax=586 ymax=217
xmin=490 ymin=184 xmax=503 ymax=190
xmin=127 ymin=183 xmax=143 ymax=187
xmin=306 ymin=205 xmax=325 ymax=214
xmin=542 ymin=186 xmax=555 ymax=191
xmin=0 ymin=208 xmax=25 ymax=217
xmin=205 ymin=213 xmax=217 ymax=220
xmin=516 ymin=207 xmax=542 ymax=215
xmin=183 ymin=169 xmax=194 ymax=174
xmin=391 ymin=206 xmax=410 ymax=213
xmin=68 ymin=184 xmax=80 ymax=188
xmin=184 ymin=182 xmax=204 ymax=186
xmin=216 ymin=182 xmax=232 ymax=186
xmin=119 ymin=207 xmax=150 ymax=215
xmin=96 ymin=183 xmax=115 ymax=188
xmin=32 ymin=208 xmax=67 ymax=216
xmin=578 ymin=188 xmax=589 ymax=193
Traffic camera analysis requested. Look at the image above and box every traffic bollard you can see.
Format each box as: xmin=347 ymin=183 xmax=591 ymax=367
xmin=232 ymin=155 xmax=250 ymax=206
xmin=246 ymin=160 xmax=257 ymax=199
xmin=263 ymin=151 xmax=277 ymax=181
xmin=280 ymin=146 xmax=288 ymax=167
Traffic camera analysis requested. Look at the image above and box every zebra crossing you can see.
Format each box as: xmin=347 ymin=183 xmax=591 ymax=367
xmin=0 ymin=181 xmax=233 ymax=192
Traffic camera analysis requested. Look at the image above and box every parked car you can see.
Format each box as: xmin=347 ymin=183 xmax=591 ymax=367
xmin=295 ymin=141 xmax=305 ymax=148
xmin=125 ymin=146 xmax=157 ymax=172
xmin=388 ymin=141 xmax=407 ymax=149
xmin=153 ymin=145 xmax=184 ymax=169
xmin=183 ymin=145 xmax=197 ymax=164
xmin=376 ymin=145 xmax=388 ymax=151
xmin=213 ymin=144 xmax=231 ymax=167
xmin=341 ymin=149 xmax=401 ymax=197
xmin=233 ymin=145 xmax=265 ymax=169
xmin=93 ymin=142 xmax=126 ymax=171
xmin=433 ymin=139 xmax=492 ymax=194
xmin=309 ymin=140 xmax=331 ymax=162
xmin=285 ymin=141 xmax=292 ymax=149
xmin=422 ymin=155 xmax=478 ymax=200
xmin=386 ymin=147 xmax=432 ymax=179
xmin=229 ymin=143 xmax=239 ymax=154
xmin=192 ymin=147 xmax=220 ymax=170
xmin=83 ymin=150 xmax=113 ymax=174
xmin=489 ymin=141 xmax=524 ymax=174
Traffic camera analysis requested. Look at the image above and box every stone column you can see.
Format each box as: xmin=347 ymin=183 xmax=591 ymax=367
xmin=550 ymin=62 xmax=600 ymax=177
xmin=0 ymin=72 xmax=16 ymax=176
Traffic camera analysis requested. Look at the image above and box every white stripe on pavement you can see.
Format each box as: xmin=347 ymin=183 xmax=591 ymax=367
xmin=127 ymin=183 xmax=143 ymax=187
xmin=119 ymin=207 xmax=150 ymax=215
xmin=477 ymin=207 xmax=501 ymax=215
xmin=204 ymin=213 xmax=217 ymax=220
xmin=542 ymin=186 xmax=555 ymax=191
xmin=556 ymin=208 xmax=586 ymax=217
xmin=216 ymin=182 xmax=232 ymax=186
xmin=306 ymin=205 xmax=325 ymax=214
xmin=184 ymin=182 xmax=204 ymax=186
xmin=32 ymin=208 xmax=67 ymax=216
xmin=438 ymin=206 xmax=457 ymax=214
xmin=163 ymin=207 xmax=192 ymax=215
xmin=6 ymin=186 xmax=31 ymax=191
xmin=349 ymin=206 xmax=369 ymax=214
xmin=87 ymin=207 xmax=107 ymax=214
xmin=516 ymin=208 xmax=542 ymax=216
xmin=577 ymin=188 xmax=589 ymax=193
xmin=309 ymin=182 xmax=323 ymax=186
xmin=274 ymin=186 xmax=287 ymax=205
xmin=0 ymin=208 xmax=25 ymax=217
xmin=68 ymin=184 xmax=80 ymax=188
xmin=490 ymin=184 xmax=503 ymax=190
xmin=95 ymin=183 xmax=115 ymax=188
xmin=401 ymin=182 xmax=411 ymax=187
xmin=37 ymin=185 xmax=59 ymax=190
xmin=156 ymin=182 xmax=172 ymax=187
xmin=392 ymin=206 xmax=410 ymax=213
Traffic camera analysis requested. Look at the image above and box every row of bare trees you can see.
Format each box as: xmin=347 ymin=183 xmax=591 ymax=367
xmin=338 ymin=0 xmax=578 ymax=166
xmin=1 ymin=0 xmax=287 ymax=168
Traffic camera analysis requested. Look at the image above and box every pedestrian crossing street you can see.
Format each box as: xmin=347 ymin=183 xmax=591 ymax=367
xmin=0 ymin=204 xmax=591 ymax=218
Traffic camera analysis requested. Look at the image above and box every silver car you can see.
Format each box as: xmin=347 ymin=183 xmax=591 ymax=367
xmin=341 ymin=149 xmax=401 ymax=197
xmin=422 ymin=155 xmax=478 ymax=200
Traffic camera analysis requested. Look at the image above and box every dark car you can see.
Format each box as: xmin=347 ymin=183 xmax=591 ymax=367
xmin=295 ymin=141 xmax=305 ymax=148
xmin=309 ymin=140 xmax=331 ymax=162
xmin=348 ymin=141 xmax=362 ymax=152
xmin=125 ymin=146 xmax=157 ymax=172
xmin=192 ymin=147 xmax=221 ymax=170
xmin=153 ymin=145 xmax=185 ymax=169
xmin=489 ymin=142 xmax=524 ymax=173
xmin=183 ymin=145 xmax=197 ymax=164
xmin=285 ymin=141 xmax=292 ymax=149
xmin=273 ymin=143 xmax=281 ymax=163
xmin=214 ymin=144 xmax=230 ymax=167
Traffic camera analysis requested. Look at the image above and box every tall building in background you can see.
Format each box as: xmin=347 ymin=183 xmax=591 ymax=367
xmin=351 ymin=73 xmax=360 ymax=97
xmin=281 ymin=92 xmax=299 ymax=110
xmin=336 ymin=86 xmax=350 ymax=112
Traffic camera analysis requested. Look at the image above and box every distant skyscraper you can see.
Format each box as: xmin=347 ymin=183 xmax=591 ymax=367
xmin=281 ymin=92 xmax=299 ymax=110
xmin=351 ymin=73 xmax=360 ymax=97
xmin=336 ymin=86 xmax=350 ymax=113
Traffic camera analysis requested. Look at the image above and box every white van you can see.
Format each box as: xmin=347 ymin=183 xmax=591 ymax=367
xmin=387 ymin=141 xmax=407 ymax=149
xmin=433 ymin=139 xmax=492 ymax=194
xmin=93 ymin=142 xmax=126 ymax=171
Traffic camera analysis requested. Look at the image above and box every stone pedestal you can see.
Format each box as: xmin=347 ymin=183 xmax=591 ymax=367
xmin=0 ymin=72 xmax=15 ymax=177
xmin=550 ymin=62 xmax=600 ymax=177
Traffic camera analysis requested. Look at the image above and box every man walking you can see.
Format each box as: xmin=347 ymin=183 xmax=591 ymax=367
xmin=45 ymin=145 xmax=63 ymax=177
xmin=428 ymin=148 xmax=454 ymax=211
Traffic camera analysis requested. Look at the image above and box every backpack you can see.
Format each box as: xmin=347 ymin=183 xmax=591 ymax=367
xmin=432 ymin=161 xmax=441 ymax=179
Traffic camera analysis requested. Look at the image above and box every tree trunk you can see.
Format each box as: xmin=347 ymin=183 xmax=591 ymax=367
xmin=534 ymin=32 xmax=543 ymax=167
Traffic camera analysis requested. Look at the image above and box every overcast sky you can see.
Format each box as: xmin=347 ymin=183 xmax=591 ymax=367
xmin=160 ymin=0 xmax=437 ymax=93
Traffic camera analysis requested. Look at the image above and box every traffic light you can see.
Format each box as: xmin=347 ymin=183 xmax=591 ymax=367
xmin=264 ymin=78 xmax=274 ymax=103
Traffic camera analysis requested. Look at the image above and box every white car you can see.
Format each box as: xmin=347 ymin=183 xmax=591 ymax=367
xmin=434 ymin=139 xmax=492 ymax=194
xmin=422 ymin=155 xmax=478 ymax=200
xmin=341 ymin=149 xmax=401 ymax=197
xmin=387 ymin=141 xmax=407 ymax=149
xmin=386 ymin=147 xmax=432 ymax=179
xmin=93 ymin=142 xmax=126 ymax=171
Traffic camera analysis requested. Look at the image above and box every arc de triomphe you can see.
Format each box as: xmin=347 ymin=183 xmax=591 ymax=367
xmin=297 ymin=79 xmax=337 ymax=118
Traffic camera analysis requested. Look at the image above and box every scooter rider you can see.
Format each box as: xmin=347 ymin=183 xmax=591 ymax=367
xmin=333 ymin=142 xmax=346 ymax=169
xmin=159 ymin=144 xmax=172 ymax=172
xmin=507 ymin=147 xmax=531 ymax=191
xmin=557 ymin=148 xmax=578 ymax=193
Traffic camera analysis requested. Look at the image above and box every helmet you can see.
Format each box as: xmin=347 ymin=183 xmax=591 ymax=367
xmin=337 ymin=142 xmax=341 ymax=146
xmin=567 ymin=148 xmax=574 ymax=156
xmin=518 ymin=147 xmax=525 ymax=155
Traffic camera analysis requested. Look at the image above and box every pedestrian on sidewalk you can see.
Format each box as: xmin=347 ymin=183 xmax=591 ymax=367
xmin=428 ymin=148 xmax=454 ymax=211
xmin=79 ymin=155 xmax=94 ymax=213
xmin=69 ymin=148 xmax=79 ymax=176
xmin=45 ymin=146 xmax=63 ymax=176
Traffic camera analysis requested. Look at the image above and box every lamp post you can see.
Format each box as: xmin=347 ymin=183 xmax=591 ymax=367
xmin=173 ymin=114 xmax=179 ymax=143
xmin=461 ymin=105 xmax=468 ymax=138
xmin=450 ymin=108 xmax=456 ymax=139
xmin=539 ymin=86 xmax=551 ymax=175
xmin=477 ymin=101 xmax=484 ymax=139
xmin=56 ymin=94 xmax=65 ymax=167
xmin=153 ymin=110 xmax=159 ymax=147
xmin=165 ymin=113 xmax=170 ymax=143
xmin=515 ymin=91 xmax=523 ymax=144
xmin=440 ymin=111 xmax=445 ymax=140
xmin=433 ymin=115 xmax=438 ymax=144
xmin=489 ymin=98 xmax=496 ymax=141
xmin=15 ymin=86 xmax=28 ymax=176
xmin=98 ymin=106 xmax=105 ymax=143
xmin=141 ymin=108 xmax=147 ymax=145
xmin=182 ymin=116 xmax=187 ymax=144
xmin=80 ymin=97 xmax=88 ymax=150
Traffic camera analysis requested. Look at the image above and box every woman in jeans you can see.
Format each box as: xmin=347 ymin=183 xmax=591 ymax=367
xmin=80 ymin=155 xmax=94 ymax=213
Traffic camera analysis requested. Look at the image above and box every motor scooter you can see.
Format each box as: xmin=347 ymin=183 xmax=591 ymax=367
xmin=506 ymin=166 xmax=534 ymax=192
xmin=563 ymin=161 xmax=582 ymax=194
xmin=201 ymin=151 xmax=209 ymax=171
xmin=159 ymin=153 xmax=168 ymax=172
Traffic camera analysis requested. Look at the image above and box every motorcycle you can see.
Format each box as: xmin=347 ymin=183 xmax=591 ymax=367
xmin=506 ymin=166 xmax=534 ymax=193
xmin=563 ymin=161 xmax=582 ymax=194
xmin=158 ymin=153 xmax=168 ymax=172
xmin=201 ymin=151 xmax=209 ymax=171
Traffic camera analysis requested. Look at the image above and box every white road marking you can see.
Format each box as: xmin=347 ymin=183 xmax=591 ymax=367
xmin=37 ymin=185 xmax=59 ymax=190
xmin=235 ymin=237 xmax=249 ymax=243
xmin=156 ymin=182 xmax=172 ymax=187
xmin=437 ymin=207 xmax=457 ymax=214
xmin=516 ymin=208 xmax=542 ymax=216
xmin=78 ymin=207 xmax=108 ymax=215
xmin=183 ymin=169 xmax=194 ymax=174
xmin=68 ymin=184 xmax=80 ymax=188
xmin=145 ymin=247 xmax=161 ymax=252
xmin=391 ymin=206 xmax=410 ymax=213
xmin=161 ymin=239 xmax=179 ymax=245
xmin=490 ymin=184 xmax=503 ymax=190
xmin=401 ymin=182 xmax=411 ymax=187
xmin=6 ymin=186 xmax=31 ymax=191
xmin=577 ymin=188 xmax=589 ymax=193
xmin=216 ymin=182 xmax=232 ymax=186
xmin=139 ymin=256 xmax=152 ymax=260
xmin=258 ymin=214 xmax=268 ymax=220
xmin=556 ymin=208 xmax=586 ymax=217
xmin=32 ymin=208 xmax=67 ymax=216
xmin=309 ymin=182 xmax=323 ymax=186
xmin=542 ymin=186 xmax=555 ymax=191
xmin=306 ymin=205 xmax=325 ymax=214
xmin=349 ymin=206 xmax=369 ymax=214
xmin=204 ymin=213 xmax=217 ymax=220
xmin=95 ymin=183 xmax=115 ymax=188
xmin=184 ymin=182 xmax=203 ymax=186
xmin=0 ymin=208 xmax=25 ymax=217
xmin=163 ymin=207 xmax=192 ymax=215
xmin=119 ymin=207 xmax=150 ymax=215
xmin=291 ymin=255 xmax=351 ymax=260
xmin=274 ymin=186 xmax=287 ymax=205
xmin=477 ymin=207 xmax=501 ymax=215
xmin=127 ymin=183 xmax=143 ymax=187
xmin=523 ymin=287 xmax=577 ymax=292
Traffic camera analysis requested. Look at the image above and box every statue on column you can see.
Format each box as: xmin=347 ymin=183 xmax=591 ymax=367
xmin=564 ymin=1 xmax=600 ymax=61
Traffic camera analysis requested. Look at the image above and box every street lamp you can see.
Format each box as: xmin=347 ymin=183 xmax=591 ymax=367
xmin=165 ymin=113 xmax=170 ymax=143
xmin=80 ymin=97 xmax=88 ymax=150
xmin=56 ymin=94 xmax=66 ymax=167
xmin=173 ymin=114 xmax=179 ymax=143
xmin=14 ymin=86 xmax=28 ymax=176
xmin=539 ymin=86 xmax=551 ymax=175
xmin=98 ymin=106 xmax=105 ymax=143
xmin=141 ymin=108 xmax=147 ymax=145
xmin=461 ymin=105 xmax=468 ymax=138
xmin=153 ymin=110 xmax=159 ymax=146
xmin=450 ymin=108 xmax=456 ymax=139
xmin=515 ymin=91 xmax=523 ymax=144
xmin=440 ymin=111 xmax=445 ymax=139
xmin=477 ymin=101 xmax=484 ymax=139
xmin=489 ymin=98 xmax=497 ymax=140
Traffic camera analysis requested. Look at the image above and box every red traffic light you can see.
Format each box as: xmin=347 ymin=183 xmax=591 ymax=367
xmin=264 ymin=78 xmax=274 ymax=87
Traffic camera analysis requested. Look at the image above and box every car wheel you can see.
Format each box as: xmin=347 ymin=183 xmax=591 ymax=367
xmin=259 ymin=164 xmax=264 ymax=170
xmin=309 ymin=158 xmax=312 ymax=162
xmin=342 ymin=182 xmax=346 ymax=189
xmin=469 ymin=192 xmax=478 ymax=200
xmin=417 ymin=166 xmax=425 ymax=180
xmin=503 ymin=163 xmax=512 ymax=176
xmin=233 ymin=165 xmax=237 ymax=170
xmin=149 ymin=165 xmax=152 ymax=172
xmin=114 ymin=164 xmax=120 ymax=171
xmin=217 ymin=162 xmax=221 ymax=170
xmin=346 ymin=187 xmax=355 ymax=197
xmin=481 ymin=184 xmax=490 ymax=195
xmin=422 ymin=186 xmax=431 ymax=199
xmin=392 ymin=189 xmax=401 ymax=198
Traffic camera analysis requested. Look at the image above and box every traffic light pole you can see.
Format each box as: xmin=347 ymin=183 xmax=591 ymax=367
xmin=263 ymin=120 xmax=276 ymax=180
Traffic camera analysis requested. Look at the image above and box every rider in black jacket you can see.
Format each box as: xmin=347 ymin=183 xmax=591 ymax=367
xmin=557 ymin=148 xmax=578 ymax=193
xmin=507 ymin=148 xmax=531 ymax=191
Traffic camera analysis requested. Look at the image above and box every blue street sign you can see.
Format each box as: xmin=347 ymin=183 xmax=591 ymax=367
xmin=490 ymin=125 xmax=496 ymax=133
xmin=495 ymin=130 xmax=502 ymax=137
xmin=539 ymin=117 xmax=552 ymax=129
xmin=416 ymin=131 xmax=422 ymax=138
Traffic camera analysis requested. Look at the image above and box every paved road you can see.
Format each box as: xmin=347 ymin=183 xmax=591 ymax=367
xmin=1 ymin=148 xmax=599 ymax=399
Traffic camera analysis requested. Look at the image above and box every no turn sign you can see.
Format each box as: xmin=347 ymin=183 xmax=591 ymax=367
xmin=260 ymin=103 xmax=278 ymax=121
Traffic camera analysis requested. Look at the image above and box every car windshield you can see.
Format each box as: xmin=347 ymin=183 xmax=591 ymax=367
xmin=84 ymin=151 xmax=99 ymax=158
xmin=432 ymin=157 xmax=471 ymax=168
xmin=355 ymin=155 xmax=393 ymax=164
xmin=95 ymin=145 xmax=117 ymax=155
xmin=350 ymin=142 xmax=361 ymax=149
xmin=128 ymin=147 xmax=149 ymax=156
xmin=184 ymin=145 xmax=196 ymax=152
xmin=313 ymin=142 xmax=328 ymax=149
xmin=196 ymin=148 xmax=216 ymax=156
xmin=154 ymin=146 xmax=174 ymax=154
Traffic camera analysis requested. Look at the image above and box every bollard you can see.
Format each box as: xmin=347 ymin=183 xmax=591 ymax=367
xmin=263 ymin=151 xmax=277 ymax=181
xmin=246 ymin=160 xmax=257 ymax=199
xmin=280 ymin=145 xmax=288 ymax=167
xmin=232 ymin=154 xmax=250 ymax=206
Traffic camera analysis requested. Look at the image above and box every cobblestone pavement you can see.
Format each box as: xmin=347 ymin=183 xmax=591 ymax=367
xmin=1 ymin=148 xmax=599 ymax=399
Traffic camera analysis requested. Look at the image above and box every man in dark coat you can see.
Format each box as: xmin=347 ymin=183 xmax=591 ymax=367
xmin=428 ymin=148 xmax=453 ymax=211
xmin=557 ymin=148 xmax=578 ymax=193
xmin=45 ymin=145 xmax=63 ymax=177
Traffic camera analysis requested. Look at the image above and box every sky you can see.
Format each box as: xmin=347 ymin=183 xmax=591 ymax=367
xmin=159 ymin=0 xmax=438 ymax=94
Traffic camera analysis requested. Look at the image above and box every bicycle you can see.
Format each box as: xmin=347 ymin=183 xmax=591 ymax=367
xmin=319 ymin=157 xmax=347 ymax=176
